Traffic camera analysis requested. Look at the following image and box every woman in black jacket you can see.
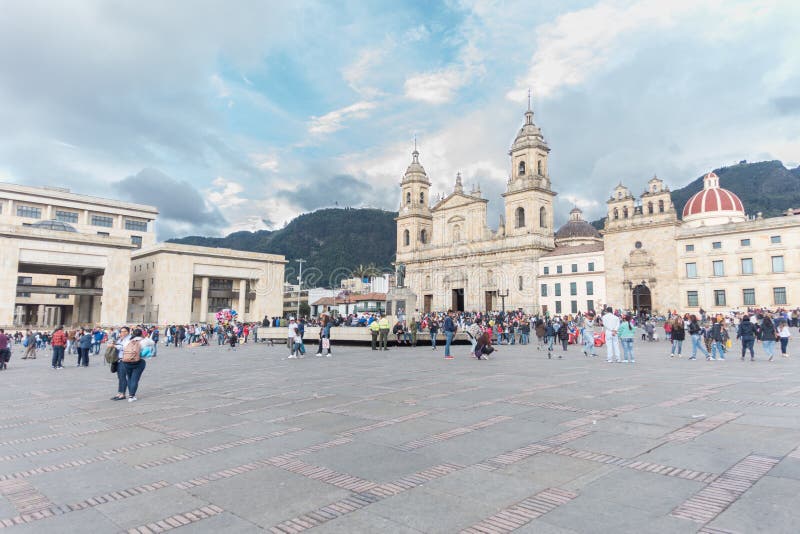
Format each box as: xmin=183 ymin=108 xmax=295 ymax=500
xmin=670 ymin=317 xmax=686 ymax=357
xmin=557 ymin=321 xmax=569 ymax=354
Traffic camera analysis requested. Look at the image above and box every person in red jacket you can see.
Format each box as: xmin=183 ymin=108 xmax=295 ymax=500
xmin=51 ymin=326 xmax=67 ymax=369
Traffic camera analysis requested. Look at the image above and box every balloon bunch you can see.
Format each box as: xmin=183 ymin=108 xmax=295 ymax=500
xmin=215 ymin=308 xmax=238 ymax=325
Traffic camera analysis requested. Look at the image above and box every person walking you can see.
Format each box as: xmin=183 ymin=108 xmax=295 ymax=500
xmin=429 ymin=318 xmax=439 ymax=350
xmin=121 ymin=328 xmax=146 ymax=402
xmin=778 ymin=320 xmax=791 ymax=358
xmin=708 ymin=318 xmax=725 ymax=360
xmin=111 ymin=326 xmax=131 ymax=400
xmin=316 ymin=315 xmax=333 ymax=357
xmin=618 ymin=314 xmax=636 ymax=363
xmin=0 ymin=330 xmax=11 ymax=370
xmin=601 ymin=307 xmax=622 ymax=363
xmin=50 ymin=326 xmax=67 ymax=369
xmin=557 ymin=321 xmax=569 ymax=355
xmin=443 ymin=310 xmax=456 ymax=360
xmin=409 ymin=317 xmax=418 ymax=347
xmin=670 ymin=317 xmax=685 ymax=358
xmin=378 ymin=314 xmax=390 ymax=351
xmin=21 ymin=330 xmax=36 ymax=359
xmin=760 ymin=315 xmax=777 ymax=362
xmin=77 ymin=329 xmax=92 ymax=367
xmin=737 ymin=314 xmax=756 ymax=361
xmin=688 ymin=315 xmax=710 ymax=361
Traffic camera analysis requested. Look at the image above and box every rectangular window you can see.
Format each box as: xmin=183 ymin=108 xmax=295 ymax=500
xmin=131 ymin=235 xmax=142 ymax=248
xmin=712 ymin=260 xmax=724 ymax=277
xmin=16 ymin=205 xmax=41 ymax=219
xmin=714 ymin=290 xmax=726 ymax=306
xmin=741 ymin=258 xmax=753 ymax=275
xmin=55 ymin=210 xmax=79 ymax=223
xmin=208 ymin=297 xmax=232 ymax=313
xmin=571 ymin=300 xmax=578 ymax=313
xmin=555 ymin=301 xmax=562 ymax=314
xmin=569 ymin=282 xmax=577 ymax=296
xmin=770 ymin=235 xmax=781 ymax=244
xmin=16 ymin=276 xmax=32 ymax=298
xmin=685 ymin=262 xmax=698 ymax=278
xmin=586 ymin=281 xmax=594 ymax=295
xmin=556 ymin=265 xmax=563 ymax=274
xmin=56 ymin=278 xmax=70 ymax=299
xmin=125 ymin=219 xmax=148 ymax=232
xmin=540 ymin=284 xmax=547 ymax=297
xmin=586 ymin=299 xmax=594 ymax=311
xmin=774 ymin=287 xmax=787 ymax=305
xmin=685 ymin=244 xmax=695 ymax=252
xmin=210 ymin=278 xmax=234 ymax=291
xmin=97 ymin=231 xmax=109 ymax=237
xmin=712 ymin=241 xmax=722 ymax=249
xmin=588 ymin=262 xmax=595 ymax=272
xmin=91 ymin=214 xmax=114 ymax=227
xmin=742 ymin=288 xmax=755 ymax=306
xmin=571 ymin=264 xmax=578 ymax=273
xmin=740 ymin=238 xmax=750 ymax=247
xmin=554 ymin=283 xmax=561 ymax=297
xmin=543 ymin=266 xmax=549 ymax=275
xmin=772 ymin=256 xmax=784 ymax=273
xmin=687 ymin=291 xmax=698 ymax=307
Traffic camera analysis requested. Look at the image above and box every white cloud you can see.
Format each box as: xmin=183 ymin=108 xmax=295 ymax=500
xmin=308 ymin=100 xmax=377 ymax=135
xmin=250 ymin=153 xmax=279 ymax=172
xmin=206 ymin=176 xmax=247 ymax=209
xmin=562 ymin=195 xmax=600 ymax=210
xmin=404 ymin=68 xmax=466 ymax=104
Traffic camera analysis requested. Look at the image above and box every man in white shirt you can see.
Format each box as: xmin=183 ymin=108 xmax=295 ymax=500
xmin=601 ymin=306 xmax=622 ymax=363
xmin=287 ymin=318 xmax=298 ymax=357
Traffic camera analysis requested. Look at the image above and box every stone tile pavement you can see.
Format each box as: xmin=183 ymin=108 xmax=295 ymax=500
xmin=0 ymin=337 xmax=799 ymax=533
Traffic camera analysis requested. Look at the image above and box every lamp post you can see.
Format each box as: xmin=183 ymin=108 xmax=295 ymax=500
xmin=296 ymin=259 xmax=306 ymax=318
xmin=498 ymin=289 xmax=509 ymax=313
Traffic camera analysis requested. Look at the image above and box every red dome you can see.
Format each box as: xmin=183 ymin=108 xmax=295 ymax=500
xmin=682 ymin=172 xmax=744 ymax=218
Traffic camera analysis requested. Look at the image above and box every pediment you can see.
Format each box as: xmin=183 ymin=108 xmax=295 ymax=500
xmin=433 ymin=192 xmax=487 ymax=211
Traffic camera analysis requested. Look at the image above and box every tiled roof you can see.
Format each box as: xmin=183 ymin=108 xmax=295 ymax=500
xmin=541 ymin=242 xmax=604 ymax=258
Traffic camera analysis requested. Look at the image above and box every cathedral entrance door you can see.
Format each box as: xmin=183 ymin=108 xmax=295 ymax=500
xmin=423 ymin=294 xmax=433 ymax=314
xmin=451 ymin=288 xmax=464 ymax=312
xmin=632 ymin=284 xmax=652 ymax=316
xmin=485 ymin=291 xmax=497 ymax=312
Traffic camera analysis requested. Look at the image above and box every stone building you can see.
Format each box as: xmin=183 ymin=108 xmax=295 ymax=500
xmin=0 ymin=183 xmax=286 ymax=328
xmin=396 ymin=104 xmax=556 ymax=313
xmin=603 ymin=172 xmax=799 ymax=313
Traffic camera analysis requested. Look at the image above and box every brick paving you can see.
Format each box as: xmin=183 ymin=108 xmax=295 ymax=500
xmin=0 ymin=338 xmax=799 ymax=532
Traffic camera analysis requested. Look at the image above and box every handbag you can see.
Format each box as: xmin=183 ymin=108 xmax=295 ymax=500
xmin=322 ymin=338 xmax=330 ymax=350
xmin=110 ymin=360 xmax=118 ymax=373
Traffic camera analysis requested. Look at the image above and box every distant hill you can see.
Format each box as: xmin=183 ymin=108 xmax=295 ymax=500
xmin=591 ymin=160 xmax=800 ymax=229
xmin=169 ymin=208 xmax=397 ymax=287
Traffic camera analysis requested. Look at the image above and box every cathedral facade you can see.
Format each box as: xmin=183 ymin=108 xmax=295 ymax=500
xmin=396 ymin=105 xmax=800 ymax=316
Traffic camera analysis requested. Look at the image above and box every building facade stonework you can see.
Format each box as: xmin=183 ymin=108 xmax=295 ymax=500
xmin=396 ymin=111 xmax=800 ymax=315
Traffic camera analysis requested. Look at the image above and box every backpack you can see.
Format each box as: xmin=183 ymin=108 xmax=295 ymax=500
xmin=122 ymin=339 xmax=141 ymax=363
xmin=104 ymin=344 xmax=117 ymax=364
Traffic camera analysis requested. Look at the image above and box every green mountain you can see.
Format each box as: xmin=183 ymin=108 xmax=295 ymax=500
xmin=169 ymin=208 xmax=397 ymax=288
xmin=591 ymin=160 xmax=800 ymax=228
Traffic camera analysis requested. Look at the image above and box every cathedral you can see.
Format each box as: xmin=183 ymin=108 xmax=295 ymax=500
xmin=396 ymin=106 xmax=799 ymax=315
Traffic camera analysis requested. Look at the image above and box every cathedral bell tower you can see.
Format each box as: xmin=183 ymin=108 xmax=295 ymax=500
xmin=396 ymin=145 xmax=432 ymax=254
xmin=502 ymin=96 xmax=556 ymax=237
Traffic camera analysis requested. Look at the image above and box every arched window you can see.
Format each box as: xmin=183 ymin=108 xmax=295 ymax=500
xmin=403 ymin=229 xmax=410 ymax=246
xmin=613 ymin=208 xmax=619 ymax=220
xmin=623 ymin=206 xmax=629 ymax=218
xmin=424 ymin=275 xmax=431 ymax=289
xmin=420 ymin=191 xmax=425 ymax=204
xmin=537 ymin=160 xmax=543 ymax=175
xmin=420 ymin=229 xmax=427 ymax=244
xmin=617 ymin=191 xmax=622 ymax=200
xmin=658 ymin=199 xmax=665 ymax=213
xmin=539 ymin=206 xmax=547 ymax=228
xmin=452 ymin=224 xmax=461 ymax=242
xmin=515 ymin=207 xmax=525 ymax=228
xmin=406 ymin=192 xmax=411 ymax=205
xmin=647 ymin=202 xmax=653 ymax=214
xmin=487 ymin=270 xmax=495 ymax=286
xmin=518 ymin=276 xmax=524 ymax=291
xmin=518 ymin=161 xmax=526 ymax=176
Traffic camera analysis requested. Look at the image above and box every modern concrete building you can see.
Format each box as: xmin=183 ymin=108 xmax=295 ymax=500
xmin=0 ymin=183 xmax=286 ymax=328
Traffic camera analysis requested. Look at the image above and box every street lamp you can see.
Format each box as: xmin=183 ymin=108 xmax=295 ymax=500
xmin=296 ymin=259 xmax=306 ymax=318
xmin=498 ymin=289 xmax=509 ymax=313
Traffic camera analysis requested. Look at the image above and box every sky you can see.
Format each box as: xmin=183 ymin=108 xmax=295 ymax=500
xmin=1 ymin=0 xmax=799 ymax=239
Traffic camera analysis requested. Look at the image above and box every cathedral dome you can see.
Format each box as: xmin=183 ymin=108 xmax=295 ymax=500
xmin=554 ymin=208 xmax=601 ymax=246
xmin=682 ymin=172 xmax=746 ymax=226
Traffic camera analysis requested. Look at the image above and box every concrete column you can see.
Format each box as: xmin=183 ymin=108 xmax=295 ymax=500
xmin=55 ymin=306 xmax=62 ymax=327
xmin=0 ymin=238 xmax=20 ymax=327
xmin=99 ymin=250 xmax=132 ymax=326
xmin=238 ymin=280 xmax=247 ymax=320
xmin=37 ymin=305 xmax=45 ymax=326
xmin=199 ymin=277 xmax=209 ymax=323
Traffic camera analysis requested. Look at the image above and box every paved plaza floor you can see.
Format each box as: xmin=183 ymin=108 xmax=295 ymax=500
xmin=0 ymin=338 xmax=799 ymax=533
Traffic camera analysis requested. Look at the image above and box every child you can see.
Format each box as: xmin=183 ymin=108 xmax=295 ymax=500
xmin=228 ymin=329 xmax=238 ymax=351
